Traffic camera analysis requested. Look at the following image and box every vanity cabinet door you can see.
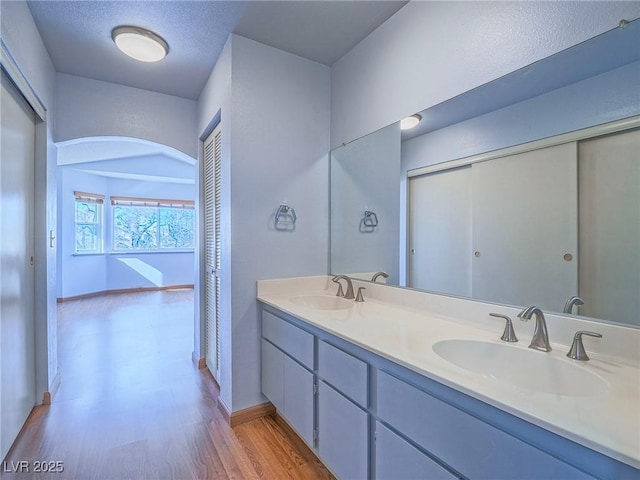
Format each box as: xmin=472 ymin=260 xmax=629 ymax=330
xmin=318 ymin=381 xmax=368 ymax=480
xmin=283 ymin=355 xmax=314 ymax=447
xmin=261 ymin=339 xmax=284 ymax=411
xmin=375 ymin=422 xmax=457 ymax=480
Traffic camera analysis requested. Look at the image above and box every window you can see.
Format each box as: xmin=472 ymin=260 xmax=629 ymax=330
xmin=74 ymin=191 xmax=104 ymax=253
xmin=111 ymin=197 xmax=195 ymax=251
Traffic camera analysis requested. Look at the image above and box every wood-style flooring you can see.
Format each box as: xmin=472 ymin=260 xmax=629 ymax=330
xmin=2 ymin=290 xmax=333 ymax=479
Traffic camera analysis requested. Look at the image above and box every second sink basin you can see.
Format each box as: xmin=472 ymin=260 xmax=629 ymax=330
xmin=290 ymin=295 xmax=353 ymax=311
xmin=433 ymin=339 xmax=608 ymax=397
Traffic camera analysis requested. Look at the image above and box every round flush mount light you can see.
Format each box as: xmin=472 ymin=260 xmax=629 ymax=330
xmin=400 ymin=114 xmax=422 ymax=130
xmin=112 ymin=26 xmax=168 ymax=63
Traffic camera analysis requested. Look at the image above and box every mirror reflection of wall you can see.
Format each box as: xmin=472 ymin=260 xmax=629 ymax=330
xmin=330 ymin=123 xmax=401 ymax=284
xmin=330 ymin=21 xmax=640 ymax=328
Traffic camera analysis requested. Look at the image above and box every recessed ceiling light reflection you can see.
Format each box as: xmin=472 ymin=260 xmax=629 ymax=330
xmin=400 ymin=114 xmax=422 ymax=130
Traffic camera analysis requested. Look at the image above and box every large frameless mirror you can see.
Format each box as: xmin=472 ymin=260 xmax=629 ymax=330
xmin=330 ymin=20 xmax=640 ymax=327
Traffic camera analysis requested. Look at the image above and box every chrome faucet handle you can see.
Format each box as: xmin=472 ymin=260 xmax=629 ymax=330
xmin=567 ymin=331 xmax=602 ymax=361
xmin=489 ymin=313 xmax=518 ymax=343
xmin=355 ymin=287 xmax=366 ymax=302
xmin=332 ymin=276 xmax=345 ymax=297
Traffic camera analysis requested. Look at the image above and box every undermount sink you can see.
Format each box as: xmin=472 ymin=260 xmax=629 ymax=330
xmin=290 ymin=295 xmax=353 ymax=311
xmin=433 ymin=339 xmax=608 ymax=397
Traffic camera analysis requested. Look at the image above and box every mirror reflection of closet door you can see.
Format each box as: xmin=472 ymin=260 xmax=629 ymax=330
xmin=408 ymin=166 xmax=472 ymax=296
xmin=579 ymin=129 xmax=640 ymax=326
xmin=472 ymin=143 xmax=578 ymax=311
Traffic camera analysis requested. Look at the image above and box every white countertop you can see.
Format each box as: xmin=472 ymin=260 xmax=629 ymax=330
xmin=257 ymin=276 xmax=640 ymax=469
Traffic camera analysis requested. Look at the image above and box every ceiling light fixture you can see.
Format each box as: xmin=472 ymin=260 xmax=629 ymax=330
xmin=400 ymin=114 xmax=422 ymax=130
xmin=112 ymin=26 xmax=168 ymax=63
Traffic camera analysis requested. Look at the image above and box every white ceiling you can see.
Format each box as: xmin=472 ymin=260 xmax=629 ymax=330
xmin=57 ymin=137 xmax=195 ymax=182
xmin=56 ymin=137 xmax=195 ymax=165
xmin=27 ymin=0 xmax=407 ymax=100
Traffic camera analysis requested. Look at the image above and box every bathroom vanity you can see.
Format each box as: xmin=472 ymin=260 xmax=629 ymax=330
xmin=257 ymin=276 xmax=640 ymax=480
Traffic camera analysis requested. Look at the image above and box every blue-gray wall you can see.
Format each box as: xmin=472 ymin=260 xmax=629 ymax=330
xmin=197 ymin=34 xmax=331 ymax=412
xmin=331 ymin=1 xmax=640 ymax=148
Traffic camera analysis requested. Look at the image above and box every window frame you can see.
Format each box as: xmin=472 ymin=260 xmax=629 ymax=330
xmin=110 ymin=196 xmax=196 ymax=253
xmin=74 ymin=191 xmax=105 ymax=254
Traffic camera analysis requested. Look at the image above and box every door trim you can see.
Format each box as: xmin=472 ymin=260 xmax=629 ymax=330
xmin=1 ymin=39 xmax=46 ymax=119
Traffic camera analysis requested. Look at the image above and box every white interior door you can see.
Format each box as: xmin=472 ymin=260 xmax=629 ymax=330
xmin=409 ymin=166 xmax=472 ymax=297
xmin=578 ymin=129 xmax=640 ymax=326
xmin=471 ymin=143 xmax=578 ymax=311
xmin=204 ymin=124 xmax=222 ymax=379
xmin=1 ymin=70 xmax=37 ymax=459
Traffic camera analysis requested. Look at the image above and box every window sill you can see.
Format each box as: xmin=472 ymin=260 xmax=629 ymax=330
xmin=109 ymin=250 xmax=195 ymax=255
xmin=72 ymin=252 xmax=105 ymax=257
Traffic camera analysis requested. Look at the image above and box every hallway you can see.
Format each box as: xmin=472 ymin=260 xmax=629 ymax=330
xmin=2 ymin=291 xmax=331 ymax=479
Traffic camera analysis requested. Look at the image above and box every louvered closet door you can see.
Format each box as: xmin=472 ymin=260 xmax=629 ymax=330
xmin=204 ymin=124 xmax=222 ymax=379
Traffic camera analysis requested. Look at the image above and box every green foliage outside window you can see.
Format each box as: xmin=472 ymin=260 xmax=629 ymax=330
xmin=113 ymin=205 xmax=194 ymax=251
xmin=75 ymin=201 xmax=101 ymax=252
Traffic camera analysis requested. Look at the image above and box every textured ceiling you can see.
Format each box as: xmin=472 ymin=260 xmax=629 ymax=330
xmin=234 ymin=1 xmax=407 ymax=66
xmin=27 ymin=1 xmax=407 ymax=100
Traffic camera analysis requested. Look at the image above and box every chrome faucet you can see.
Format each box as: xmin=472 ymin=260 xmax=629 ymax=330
xmin=517 ymin=306 xmax=551 ymax=352
xmin=371 ymin=271 xmax=389 ymax=283
xmin=563 ymin=295 xmax=584 ymax=314
xmin=332 ymin=275 xmax=355 ymax=300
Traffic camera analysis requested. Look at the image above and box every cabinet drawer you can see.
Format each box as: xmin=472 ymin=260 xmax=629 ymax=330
xmin=375 ymin=422 xmax=457 ymax=480
xmin=377 ymin=370 xmax=594 ymax=480
xmin=262 ymin=310 xmax=314 ymax=368
xmin=318 ymin=340 xmax=368 ymax=407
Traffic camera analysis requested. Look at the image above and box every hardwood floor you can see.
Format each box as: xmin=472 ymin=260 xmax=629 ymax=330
xmin=2 ymin=290 xmax=333 ymax=479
